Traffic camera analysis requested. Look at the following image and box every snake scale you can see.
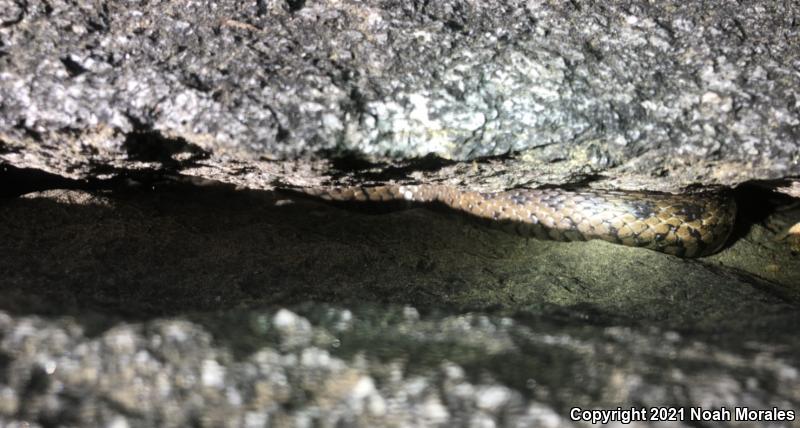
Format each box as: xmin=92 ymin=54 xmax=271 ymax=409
xmin=301 ymin=185 xmax=737 ymax=257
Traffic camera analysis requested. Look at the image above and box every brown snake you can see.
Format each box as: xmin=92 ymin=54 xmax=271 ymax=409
xmin=301 ymin=185 xmax=737 ymax=257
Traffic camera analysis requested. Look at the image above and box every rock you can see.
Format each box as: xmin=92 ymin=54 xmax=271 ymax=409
xmin=1 ymin=0 xmax=799 ymax=425
xmin=1 ymin=187 xmax=797 ymax=324
xmin=1 ymin=0 xmax=798 ymax=191
xmin=0 ymin=187 xmax=797 ymax=427
xmin=0 ymin=305 xmax=798 ymax=427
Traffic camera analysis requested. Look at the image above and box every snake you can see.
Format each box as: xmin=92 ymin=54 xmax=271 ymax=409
xmin=299 ymin=185 xmax=737 ymax=257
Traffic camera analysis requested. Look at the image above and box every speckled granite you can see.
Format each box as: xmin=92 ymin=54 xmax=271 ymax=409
xmin=1 ymin=0 xmax=799 ymax=191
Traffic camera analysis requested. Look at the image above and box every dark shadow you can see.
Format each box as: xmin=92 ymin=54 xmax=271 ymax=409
xmin=1 ymin=164 xmax=87 ymax=198
xmin=1 ymin=167 xmax=798 ymax=342
xmin=285 ymin=0 xmax=305 ymax=13
xmin=3 ymin=175 xmax=485 ymax=319
xmin=324 ymin=152 xmax=459 ymax=183
xmin=122 ymin=119 xmax=209 ymax=169
xmin=730 ymin=180 xmax=798 ymax=242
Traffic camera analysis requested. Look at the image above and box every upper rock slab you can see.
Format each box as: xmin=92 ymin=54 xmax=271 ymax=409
xmin=1 ymin=0 xmax=798 ymax=188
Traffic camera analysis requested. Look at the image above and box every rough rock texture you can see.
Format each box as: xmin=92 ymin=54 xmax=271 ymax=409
xmin=1 ymin=0 xmax=799 ymax=191
xmin=2 ymin=0 xmax=800 ymax=426
xmin=1 ymin=187 xmax=799 ymax=427
xmin=1 ymin=305 xmax=799 ymax=427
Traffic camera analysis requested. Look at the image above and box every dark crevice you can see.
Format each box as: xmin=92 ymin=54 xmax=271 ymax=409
xmin=285 ymin=0 xmax=305 ymax=13
xmin=323 ymin=152 xmax=460 ymax=183
xmin=275 ymin=126 xmax=290 ymax=142
xmin=0 ymin=164 xmax=85 ymax=198
xmin=256 ymin=0 xmax=267 ymax=16
xmin=443 ymin=20 xmax=465 ymax=32
xmin=183 ymin=72 xmax=212 ymax=93
xmin=17 ymin=365 xmax=51 ymax=422
xmin=0 ymin=167 xmax=797 ymax=345
xmin=729 ymin=180 xmax=799 ymax=244
xmin=60 ymin=56 xmax=89 ymax=77
xmin=121 ymin=120 xmax=210 ymax=170
xmin=0 ymin=163 xmax=179 ymax=198
xmin=0 ymin=352 xmax=10 ymax=384
xmin=13 ymin=119 xmax=43 ymax=142
xmin=4 ymin=163 xmax=797 ymax=234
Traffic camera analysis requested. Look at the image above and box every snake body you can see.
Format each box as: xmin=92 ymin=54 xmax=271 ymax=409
xmin=303 ymin=185 xmax=736 ymax=257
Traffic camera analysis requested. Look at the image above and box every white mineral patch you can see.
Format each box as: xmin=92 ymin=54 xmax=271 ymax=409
xmin=475 ymin=385 xmax=512 ymax=411
xmin=201 ymin=359 xmax=226 ymax=388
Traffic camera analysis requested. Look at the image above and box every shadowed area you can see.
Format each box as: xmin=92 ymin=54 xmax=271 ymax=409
xmin=2 ymin=169 xmax=800 ymax=426
xmin=1 ymin=173 xmax=798 ymax=337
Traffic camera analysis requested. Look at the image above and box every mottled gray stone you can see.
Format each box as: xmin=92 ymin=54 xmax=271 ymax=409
xmin=1 ymin=1 xmax=800 ymax=425
xmin=0 ymin=306 xmax=798 ymax=427
xmin=1 ymin=0 xmax=798 ymax=191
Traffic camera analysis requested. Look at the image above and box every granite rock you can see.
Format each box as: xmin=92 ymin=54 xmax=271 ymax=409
xmin=1 ymin=0 xmax=799 ymax=191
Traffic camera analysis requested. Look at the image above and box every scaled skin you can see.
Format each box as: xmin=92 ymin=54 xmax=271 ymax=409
xmin=304 ymin=185 xmax=737 ymax=257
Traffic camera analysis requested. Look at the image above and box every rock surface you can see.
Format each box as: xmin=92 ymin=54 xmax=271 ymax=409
xmin=1 ymin=187 xmax=799 ymax=426
xmin=2 ymin=0 xmax=800 ymax=426
xmin=1 ymin=0 xmax=799 ymax=191
xmin=1 ymin=186 xmax=798 ymax=323
xmin=1 ymin=304 xmax=798 ymax=427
